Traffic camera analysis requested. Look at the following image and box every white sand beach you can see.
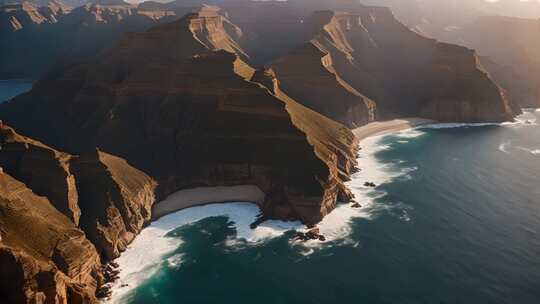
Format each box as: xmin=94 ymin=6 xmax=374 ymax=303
xmin=151 ymin=185 xmax=266 ymax=220
xmin=353 ymin=118 xmax=435 ymax=140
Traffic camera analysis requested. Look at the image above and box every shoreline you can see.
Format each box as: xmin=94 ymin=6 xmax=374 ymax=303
xmin=151 ymin=185 xmax=265 ymax=221
xmin=149 ymin=118 xmax=436 ymax=222
xmin=103 ymin=113 xmax=538 ymax=303
xmin=106 ymin=119 xmax=429 ymax=303
xmin=352 ymin=117 xmax=436 ymax=141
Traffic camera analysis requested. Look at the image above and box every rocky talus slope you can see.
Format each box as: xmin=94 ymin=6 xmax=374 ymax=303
xmin=0 ymin=124 xmax=157 ymax=303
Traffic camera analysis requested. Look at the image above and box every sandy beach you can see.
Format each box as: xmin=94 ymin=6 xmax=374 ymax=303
xmin=152 ymin=185 xmax=266 ymax=220
xmin=353 ymin=117 xmax=436 ymax=140
xmin=152 ymin=118 xmax=435 ymax=219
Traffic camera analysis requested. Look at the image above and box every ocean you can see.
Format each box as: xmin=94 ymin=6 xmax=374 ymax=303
xmin=1 ymin=81 xmax=539 ymax=304
xmin=0 ymin=79 xmax=32 ymax=103
xmin=108 ymin=109 xmax=540 ymax=304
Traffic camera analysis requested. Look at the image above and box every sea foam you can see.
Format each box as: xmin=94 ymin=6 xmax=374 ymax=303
xmin=105 ymin=202 xmax=303 ymax=303
xmin=106 ymin=133 xmax=416 ymax=303
xmin=498 ymin=141 xmax=511 ymax=154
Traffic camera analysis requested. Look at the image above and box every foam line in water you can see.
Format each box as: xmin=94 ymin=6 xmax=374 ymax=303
xmin=105 ymin=202 xmax=302 ymax=303
xmin=106 ymin=132 xmax=420 ymax=302
xmin=498 ymin=141 xmax=511 ymax=154
xmin=419 ymin=122 xmax=498 ymax=129
xmin=296 ymin=134 xmax=421 ymax=249
xmin=517 ymin=146 xmax=540 ymax=156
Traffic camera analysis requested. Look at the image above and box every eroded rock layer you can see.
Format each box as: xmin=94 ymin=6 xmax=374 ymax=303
xmin=0 ymin=123 xmax=157 ymax=302
xmin=0 ymin=171 xmax=102 ymax=304
xmin=304 ymin=9 xmax=515 ymax=122
xmin=0 ymin=6 xmax=359 ymax=226
xmin=270 ymin=42 xmax=376 ymax=128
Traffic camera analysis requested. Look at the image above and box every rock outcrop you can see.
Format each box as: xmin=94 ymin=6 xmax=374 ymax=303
xmin=0 ymin=123 xmax=158 ymax=302
xmin=71 ymin=149 xmax=157 ymax=260
xmin=303 ymin=9 xmax=515 ymax=122
xmin=269 ymin=42 xmax=376 ymax=128
xmin=0 ymin=6 xmax=359 ymax=226
xmin=0 ymin=1 xmax=159 ymax=79
xmin=0 ymin=124 xmax=157 ymax=260
xmin=218 ymin=1 xmax=516 ymax=123
xmin=443 ymin=16 xmax=540 ymax=108
xmin=0 ymin=123 xmax=81 ymax=224
xmin=0 ymin=171 xmax=102 ymax=303
xmin=0 ymin=1 xmax=68 ymax=32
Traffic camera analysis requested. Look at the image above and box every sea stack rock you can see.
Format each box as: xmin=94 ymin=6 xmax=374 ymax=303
xmin=0 ymin=6 xmax=359 ymax=226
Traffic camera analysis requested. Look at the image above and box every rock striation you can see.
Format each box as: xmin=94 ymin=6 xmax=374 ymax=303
xmin=0 ymin=6 xmax=359 ymax=226
xmin=0 ymin=123 xmax=157 ymax=302
xmin=71 ymin=149 xmax=157 ymax=260
xmin=269 ymin=42 xmax=376 ymax=128
xmin=302 ymin=9 xmax=515 ymax=122
xmin=0 ymin=123 xmax=81 ymax=224
xmin=0 ymin=171 xmax=103 ymax=304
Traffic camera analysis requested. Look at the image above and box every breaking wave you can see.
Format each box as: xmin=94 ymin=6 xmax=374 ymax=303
xmin=106 ymin=132 xmax=418 ymax=303
xmin=498 ymin=141 xmax=511 ymax=154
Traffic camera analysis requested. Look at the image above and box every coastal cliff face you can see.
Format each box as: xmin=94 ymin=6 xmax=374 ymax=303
xmin=0 ymin=124 xmax=157 ymax=302
xmin=0 ymin=171 xmax=102 ymax=304
xmin=0 ymin=124 xmax=81 ymax=224
xmin=71 ymin=150 xmax=157 ymax=260
xmin=217 ymin=2 xmax=515 ymax=123
xmin=0 ymin=6 xmax=359 ymax=226
xmin=443 ymin=16 xmax=540 ymax=108
xmin=269 ymin=42 xmax=376 ymax=128
xmin=303 ymin=9 xmax=515 ymax=122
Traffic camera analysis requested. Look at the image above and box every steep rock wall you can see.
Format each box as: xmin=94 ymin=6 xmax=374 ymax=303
xmin=0 ymin=7 xmax=359 ymax=226
xmin=0 ymin=172 xmax=102 ymax=304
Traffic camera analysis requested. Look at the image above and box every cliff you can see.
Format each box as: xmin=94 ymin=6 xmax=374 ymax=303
xmin=0 ymin=123 xmax=81 ymax=224
xmin=0 ymin=171 xmax=102 ymax=303
xmin=0 ymin=1 xmax=160 ymax=79
xmin=269 ymin=42 xmax=376 ymax=128
xmin=0 ymin=123 xmax=157 ymax=302
xmin=71 ymin=150 xmax=157 ymax=260
xmin=300 ymin=8 xmax=515 ymax=122
xmin=443 ymin=16 xmax=540 ymax=108
xmin=0 ymin=6 xmax=359 ymax=226
xmin=0 ymin=124 xmax=157 ymax=260
xmin=0 ymin=1 xmax=68 ymax=32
